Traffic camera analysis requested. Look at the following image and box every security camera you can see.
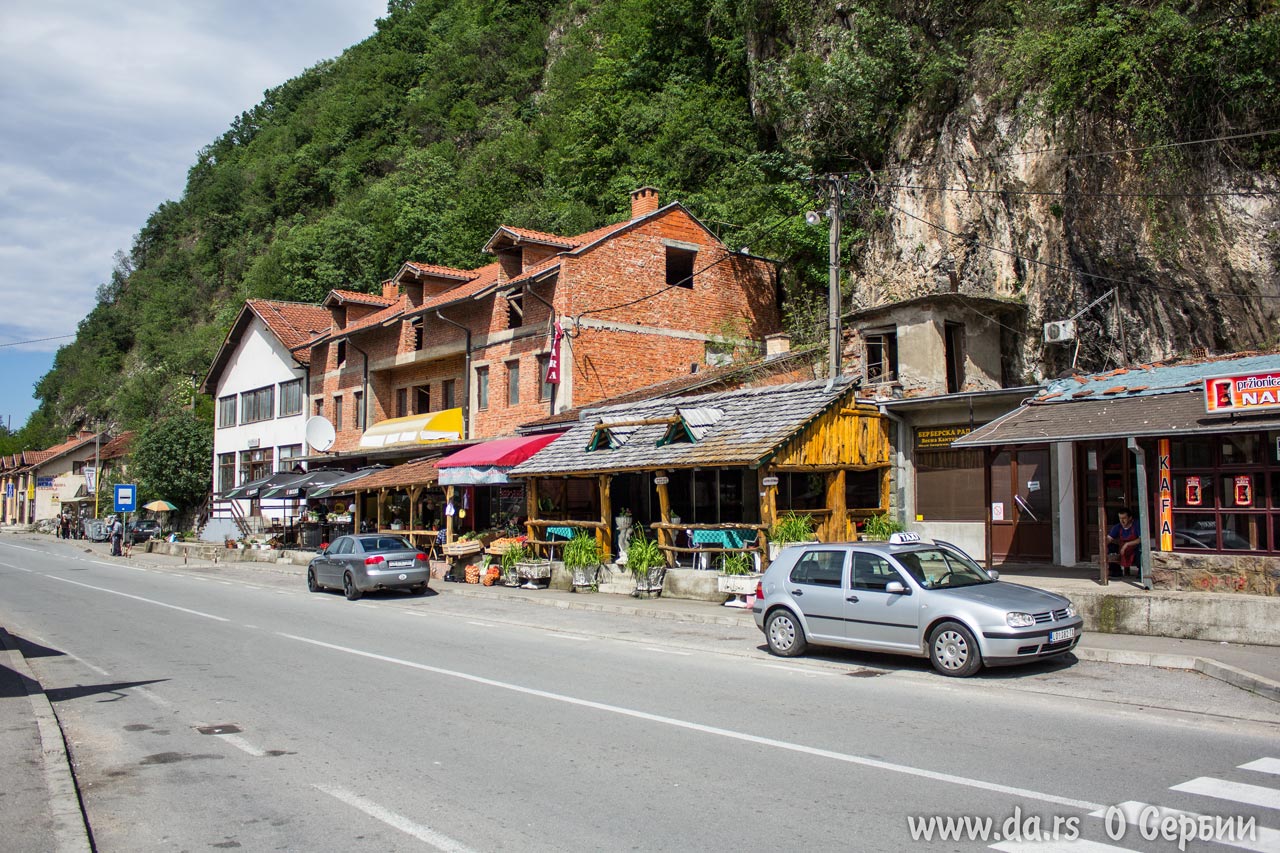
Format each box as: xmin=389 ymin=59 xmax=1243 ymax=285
xmin=805 ymin=211 xmax=823 ymax=225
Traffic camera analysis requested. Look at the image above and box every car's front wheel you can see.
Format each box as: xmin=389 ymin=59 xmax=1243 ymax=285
xmin=343 ymin=572 xmax=362 ymax=601
xmin=928 ymin=621 xmax=982 ymax=677
xmin=307 ymin=569 xmax=321 ymax=593
xmin=764 ymin=609 xmax=807 ymax=657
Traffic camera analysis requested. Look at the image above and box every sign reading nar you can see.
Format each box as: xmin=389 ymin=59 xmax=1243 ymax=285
xmin=1204 ymin=372 xmax=1280 ymax=413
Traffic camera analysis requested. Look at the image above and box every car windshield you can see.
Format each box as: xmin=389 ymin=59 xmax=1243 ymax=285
xmin=358 ymin=536 xmax=412 ymax=552
xmin=893 ymin=548 xmax=993 ymax=590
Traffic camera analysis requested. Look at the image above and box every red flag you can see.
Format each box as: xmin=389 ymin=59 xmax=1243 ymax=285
xmin=545 ymin=320 xmax=563 ymax=384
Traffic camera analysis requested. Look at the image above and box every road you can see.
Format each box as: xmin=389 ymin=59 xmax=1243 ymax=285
xmin=2 ymin=535 xmax=1278 ymax=851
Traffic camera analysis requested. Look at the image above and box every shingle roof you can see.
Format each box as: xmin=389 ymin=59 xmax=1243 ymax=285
xmin=510 ymin=378 xmax=858 ymax=476
xmin=344 ymin=456 xmax=441 ymax=491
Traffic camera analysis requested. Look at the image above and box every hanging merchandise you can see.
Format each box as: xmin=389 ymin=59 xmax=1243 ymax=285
xmin=445 ymin=500 xmax=456 ymax=517
xmin=1234 ymin=475 xmax=1253 ymax=507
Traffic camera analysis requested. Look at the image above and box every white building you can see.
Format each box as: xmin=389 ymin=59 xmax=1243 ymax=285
xmin=200 ymin=299 xmax=330 ymax=541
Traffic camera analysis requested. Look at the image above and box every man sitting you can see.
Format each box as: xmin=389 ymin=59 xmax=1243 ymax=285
xmin=1107 ymin=509 xmax=1140 ymax=578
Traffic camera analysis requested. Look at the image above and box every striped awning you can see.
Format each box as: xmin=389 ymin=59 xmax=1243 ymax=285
xmin=359 ymin=409 xmax=464 ymax=449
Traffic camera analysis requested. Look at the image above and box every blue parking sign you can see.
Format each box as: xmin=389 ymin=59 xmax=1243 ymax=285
xmin=114 ymin=484 xmax=137 ymax=513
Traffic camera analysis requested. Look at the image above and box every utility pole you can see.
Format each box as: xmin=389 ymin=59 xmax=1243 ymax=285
xmin=826 ymin=175 xmax=842 ymax=379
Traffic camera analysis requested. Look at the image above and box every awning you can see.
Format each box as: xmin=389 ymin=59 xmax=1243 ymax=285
xmin=258 ymin=469 xmax=345 ymax=500
xmin=436 ymin=433 xmax=563 ymax=485
xmin=306 ymin=467 xmax=388 ymax=499
xmin=953 ymin=390 xmax=1280 ymax=448
xmin=359 ymin=409 xmax=463 ymax=450
xmin=218 ymin=473 xmax=277 ymax=501
xmin=346 ymin=457 xmax=441 ymax=492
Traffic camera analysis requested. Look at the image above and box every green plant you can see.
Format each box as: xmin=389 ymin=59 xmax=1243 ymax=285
xmin=769 ymin=512 xmax=815 ymax=543
xmin=719 ymin=552 xmax=755 ymax=576
xmin=626 ymin=531 xmax=664 ymax=580
xmin=562 ymin=533 xmax=601 ymax=570
xmin=500 ymin=542 xmax=531 ymax=573
xmin=862 ymin=512 xmax=904 ymax=539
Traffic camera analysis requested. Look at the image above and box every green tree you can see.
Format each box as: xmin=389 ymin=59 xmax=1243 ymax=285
xmin=129 ymin=414 xmax=213 ymax=512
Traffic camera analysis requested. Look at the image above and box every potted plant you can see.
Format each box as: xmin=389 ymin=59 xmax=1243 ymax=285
xmin=500 ymin=542 xmax=531 ymax=587
xmin=716 ymin=551 xmax=761 ymax=606
xmin=768 ymin=512 xmax=815 ymax=560
xmin=626 ymin=530 xmax=666 ymax=598
xmin=562 ymin=532 xmax=601 ymax=592
xmin=860 ymin=512 xmax=904 ymax=542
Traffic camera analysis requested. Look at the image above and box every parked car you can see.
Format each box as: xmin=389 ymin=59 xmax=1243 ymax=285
xmin=752 ymin=533 xmax=1082 ymax=677
xmin=306 ymin=534 xmax=431 ymax=600
xmin=128 ymin=519 xmax=162 ymax=544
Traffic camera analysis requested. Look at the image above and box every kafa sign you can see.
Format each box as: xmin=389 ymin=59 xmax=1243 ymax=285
xmin=544 ymin=320 xmax=564 ymax=385
xmin=1158 ymin=439 xmax=1173 ymax=551
xmin=1204 ymin=371 xmax=1280 ymax=413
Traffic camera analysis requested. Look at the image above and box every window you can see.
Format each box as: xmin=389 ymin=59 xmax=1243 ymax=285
xmin=507 ymin=360 xmax=520 ymax=406
xmin=476 ymin=367 xmax=489 ymax=410
xmin=279 ymin=379 xmax=303 ymax=417
xmin=218 ymin=395 xmax=237 ymax=428
xmin=537 ymin=354 xmax=553 ymax=401
xmin=864 ymin=330 xmax=898 ymax=383
xmin=218 ymin=453 xmax=236 ymax=492
xmin=240 ymin=386 xmax=275 ymax=424
xmin=72 ymin=460 xmax=85 ymax=475
xmin=396 ymin=388 xmax=407 ymax=419
xmin=336 ymin=340 xmax=347 ymax=367
xmin=240 ymin=448 xmax=273 ymax=483
xmin=915 ymin=449 xmax=986 ymax=521
xmin=278 ymin=444 xmax=303 ymax=471
xmin=777 ymin=472 xmax=825 ymax=511
xmin=789 ymin=550 xmax=845 ymax=587
xmin=845 ymin=469 xmax=884 ymax=512
xmin=442 ymin=379 xmax=456 ymax=410
xmin=665 ymin=246 xmax=696 ymax=288
xmin=507 ymin=293 xmax=524 ymax=329
xmin=354 ymin=390 xmax=365 ymax=429
xmin=415 ymin=384 xmax=430 ymax=414
xmin=411 ymin=317 xmax=424 ymax=351
xmin=333 ymin=396 xmax=343 ymax=431
xmin=314 ymin=398 xmax=324 ymax=418
xmin=1168 ymin=430 xmax=1280 ymax=553
xmin=852 ymin=553 xmax=902 ymax=591
xmin=944 ymin=322 xmax=965 ymax=393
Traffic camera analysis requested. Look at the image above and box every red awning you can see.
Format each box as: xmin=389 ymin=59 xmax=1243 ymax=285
xmin=437 ymin=434 xmax=563 ymax=469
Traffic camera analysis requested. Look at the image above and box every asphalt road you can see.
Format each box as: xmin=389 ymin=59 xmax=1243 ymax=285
xmin=2 ymin=536 xmax=1278 ymax=852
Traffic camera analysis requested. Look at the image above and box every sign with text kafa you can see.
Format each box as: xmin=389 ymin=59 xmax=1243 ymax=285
xmin=914 ymin=424 xmax=975 ymax=450
xmin=1204 ymin=371 xmax=1280 ymax=414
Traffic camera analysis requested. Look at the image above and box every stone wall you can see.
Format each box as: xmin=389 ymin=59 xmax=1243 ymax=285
xmin=1150 ymin=550 xmax=1279 ymax=596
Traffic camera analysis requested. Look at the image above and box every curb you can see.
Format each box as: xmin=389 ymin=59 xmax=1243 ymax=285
xmin=437 ymin=584 xmax=757 ymax=628
xmin=0 ymin=629 xmax=92 ymax=853
xmin=1074 ymin=646 xmax=1280 ymax=704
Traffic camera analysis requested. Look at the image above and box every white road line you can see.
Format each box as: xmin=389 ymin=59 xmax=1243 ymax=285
xmin=1242 ymin=758 xmax=1280 ymax=776
xmin=217 ymin=733 xmax=266 ymax=757
xmin=1090 ymin=801 xmax=1280 ymax=853
xmin=466 ymin=621 xmax=494 ymax=627
xmin=758 ymin=663 xmax=834 ymax=677
xmin=46 ymin=576 xmax=230 ymax=622
xmin=643 ymin=647 xmax=692 ymax=656
xmin=0 ymin=561 xmax=35 ymax=572
xmin=1171 ymin=778 xmax=1280 ymax=810
xmin=280 ymin=632 xmax=1104 ymax=812
xmin=992 ymin=841 xmax=1133 ymax=852
xmin=544 ymin=633 xmax=590 ymax=641
xmin=314 ymin=784 xmax=478 ymax=853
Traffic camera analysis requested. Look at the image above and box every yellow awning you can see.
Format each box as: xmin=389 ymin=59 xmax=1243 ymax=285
xmin=359 ymin=409 xmax=464 ymax=449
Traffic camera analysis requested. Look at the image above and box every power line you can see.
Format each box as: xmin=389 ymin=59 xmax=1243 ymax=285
xmin=885 ymin=201 xmax=1280 ymax=302
xmin=0 ymin=333 xmax=75 ymax=348
xmin=881 ymin=182 xmax=1278 ymax=200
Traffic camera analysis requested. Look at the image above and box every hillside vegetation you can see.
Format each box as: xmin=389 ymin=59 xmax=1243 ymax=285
xmin=22 ymin=0 xmax=1280 ymax=448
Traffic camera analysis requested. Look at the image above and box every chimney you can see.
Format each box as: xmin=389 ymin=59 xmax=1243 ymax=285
xmin=764 ymin=333 xmax=791 ymax=360
xmin=381 ymin=279 xmax=399 ymax=301
xmin=630 ymin=187 xmax=660 ymax=220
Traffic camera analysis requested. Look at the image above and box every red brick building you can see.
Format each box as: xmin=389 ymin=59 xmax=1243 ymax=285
xmin=297 ymin=188 xmax=780 ymax=454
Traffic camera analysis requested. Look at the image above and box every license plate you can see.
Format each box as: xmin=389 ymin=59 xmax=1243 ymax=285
xmin=1049 ymin=627 xmax=1076 ymax=643
xmin=388 ymin=559 xmax=413 ymax=568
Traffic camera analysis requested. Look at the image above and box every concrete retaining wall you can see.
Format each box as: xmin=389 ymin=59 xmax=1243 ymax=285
xmin=1072 ymin=587 xmax=1280 ymax=646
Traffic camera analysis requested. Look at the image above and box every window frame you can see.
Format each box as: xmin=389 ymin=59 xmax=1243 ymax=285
xmin=506 ymin=359 xmax=520 ymax=406
xmin=278 ymin=379 xmax=304 ymax=418
xmin=218 ymin=395 xmax=237 ymax=428
xmin=239 ymin=385 xmax=275 ymax=425
xmin=476 ymin=366 xmax=490 ymax=410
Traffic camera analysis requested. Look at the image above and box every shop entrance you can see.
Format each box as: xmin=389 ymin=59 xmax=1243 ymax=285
xmin=990 ymin=448 xmax=1052 ymax=562
xmin=1076 ymin=440 xmax=1139 ymax=562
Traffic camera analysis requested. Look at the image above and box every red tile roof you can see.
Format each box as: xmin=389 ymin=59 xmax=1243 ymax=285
xmin=401 ymin=262 xmax=479 ymax=281
xmin=99 ymin=432 xmax=135 ymax=461
xmin=334 ymin=294 xmax=410 ymax=338
xmin=247 ymin=300 xmax=330 ymax=352
xmin=327 ymin=289 xmax=397 ymax=307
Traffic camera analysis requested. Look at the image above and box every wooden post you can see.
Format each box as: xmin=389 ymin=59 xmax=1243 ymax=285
xmin=983 ymin=448 xmax=993 ymax=570
xmin=445 ymin=485 xmax=455 ymax=544
xmin=760 ymin=468 xmax=778 ymax=568
xmin=655 ymin=469 xmax=673 ymax=566
xmin=827 ymin=469 xmax=847 ymax=542
xmin=378 ymin=488 xmax=386 ymax=531
xmin=353 ymin=491 xmax=362 ymax=534
xmin=1095 ymin=443 xmax=1109 ymax=585
xmin=525 ymin=478 xmax=540 ymax=549
xmin=597 ymin=474 xmax=612 ymax=561
xmin=409 ymin=486 xmax=423 ymax=536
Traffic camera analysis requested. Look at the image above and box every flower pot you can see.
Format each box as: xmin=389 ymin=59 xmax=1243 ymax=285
xmin=570 ymin=565 xmax=599 ymax=590
xmin=717 ymin=573 xmax=761 ymax=596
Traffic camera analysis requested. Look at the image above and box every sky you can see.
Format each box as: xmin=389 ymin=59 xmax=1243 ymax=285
xmin=0 ymin=0 xmax=388 ymax=429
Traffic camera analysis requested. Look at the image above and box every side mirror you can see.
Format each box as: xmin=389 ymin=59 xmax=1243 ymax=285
xmin=987 ymin=569 xmax=1000 ymax=581
xmin=885 ymin=581 xmax=908 ymax=595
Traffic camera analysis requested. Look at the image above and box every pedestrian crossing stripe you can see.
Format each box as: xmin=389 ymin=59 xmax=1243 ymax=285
xmin=1088 ymin=801 xmax=1279 ymax=853
xmin=1242 ymin=758 xmax=1280 ymax=776
xmin=1172 ymin=777 xmax=1280 ymax=811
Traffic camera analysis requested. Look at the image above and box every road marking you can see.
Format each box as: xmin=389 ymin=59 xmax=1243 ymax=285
xmin=466 ymin=621 xmax=494 ymax=627
xmin=1171 ymin=778 xmax=1280 ymax=810
xmin=280 ymin=632 xmax=1104 ymax=812
xmin=993 ymin=841 xmax=1132 ymax=852
xmin=314 ymin=784 xmax=478 ymax=853
xmin=0 ymin=561 xmax=35 ymax=572
xmin=544 ymin=632 xmax=590 ymax=641
xmin=46 ymin=576 xmax=230 ymax=622
xmin=1089 ymin=801 xmax=1280 ymax=853
xmin=217 ymin=733 xmax=266 ymax=757
xmin=1242 ymin=758 xmax=1280 ymax=776
xmin=758 ymin=663 xmax=834 ymax=677
xmin=643 ymin=647 xmax=692 ymax=656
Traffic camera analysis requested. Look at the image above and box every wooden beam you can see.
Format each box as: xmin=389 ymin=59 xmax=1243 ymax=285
xmin=593 ymin=416 xmax=680 ymax=431
xmin=597 ymin=474 xmax=612 ymax=561
xmin=655 ymin=469 xmax=673 ymax=566
xmin=827 ymin=469 xmax=847 ymax=542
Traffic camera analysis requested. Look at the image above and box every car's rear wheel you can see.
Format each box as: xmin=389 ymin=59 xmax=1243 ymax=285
xmin=343 ymin=572 xmax=362 ymax=601
xmin=928 ymin=621 xmax=982 ymax=677
xmin=765 ymin=609 xmax=807 ymax=657
xmin=307 ymin=569 xmax=321 ymax=593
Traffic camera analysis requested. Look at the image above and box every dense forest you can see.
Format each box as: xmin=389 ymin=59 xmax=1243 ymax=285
xmin=16 ymin=0 xmax=1280 ymax=451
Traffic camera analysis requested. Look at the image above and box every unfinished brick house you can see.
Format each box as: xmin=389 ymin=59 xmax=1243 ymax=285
xmin=297 ymin=188 xmax=781 ymax=454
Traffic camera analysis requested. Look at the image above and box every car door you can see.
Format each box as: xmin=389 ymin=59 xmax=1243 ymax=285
xmin=848 ymin=553 xmax=922 ymax=651
xmin=785 ymin=548 xmax=850 ymax=643
xmin=319 ymin=537 xmax=347 ymax=586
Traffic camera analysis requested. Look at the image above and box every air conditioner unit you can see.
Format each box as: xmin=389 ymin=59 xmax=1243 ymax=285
xmin=1043 ymin=320 xmax=1077 ymax=344
xmin=246 ymin=438 xmax=260 ymax=449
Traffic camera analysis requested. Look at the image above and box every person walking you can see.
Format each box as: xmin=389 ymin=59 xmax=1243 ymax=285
xmin=109 ymin=516 xmax=124 ymax=556
xmin=60 ymin=515 xmax=71 ymax=540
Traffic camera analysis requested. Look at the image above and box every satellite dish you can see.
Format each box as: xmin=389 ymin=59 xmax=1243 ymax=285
xmin=305 ymin=416 xmax=336 ymax=452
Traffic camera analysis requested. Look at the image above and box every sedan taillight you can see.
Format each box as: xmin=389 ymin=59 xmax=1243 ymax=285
xmin=364 ymin=555 xmax=385 ymax=566
xmin=416 ymin=553 xmax=427 ymax=561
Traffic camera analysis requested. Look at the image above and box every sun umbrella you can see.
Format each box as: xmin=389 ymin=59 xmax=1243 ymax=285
xmin=143 ymin=499 xmax=177 ymax=512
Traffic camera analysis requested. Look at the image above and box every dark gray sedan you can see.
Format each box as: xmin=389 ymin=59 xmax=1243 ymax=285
xmin=752 ymin=533 xmax=1082 ymax=677
xmin=307 ymin=534 xmax=431 ymax=600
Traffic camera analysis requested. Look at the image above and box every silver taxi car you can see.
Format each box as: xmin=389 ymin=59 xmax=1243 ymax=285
xmin=307 ymin=534 xmax=431 ymax=600
xmin=752 ymin=533 xmax=1082 ymax=676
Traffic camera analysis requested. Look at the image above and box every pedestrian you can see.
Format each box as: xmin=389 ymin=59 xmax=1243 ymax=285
xmin=60 ymin=515 xmax=71 ymax=540
xmin=109 ymin=516 xmax=124 ymax=556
